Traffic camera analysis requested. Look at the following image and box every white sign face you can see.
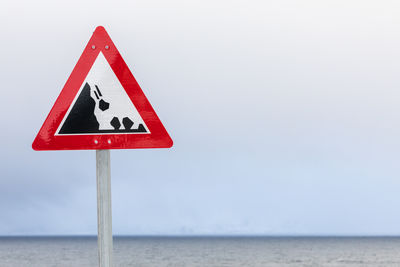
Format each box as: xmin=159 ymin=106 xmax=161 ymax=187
xmin=56 ymin=52 xmax=149 ymax=135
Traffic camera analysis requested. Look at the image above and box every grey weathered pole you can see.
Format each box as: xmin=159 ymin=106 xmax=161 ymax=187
xmin=96 ymin=150 xmax=113 ymax=267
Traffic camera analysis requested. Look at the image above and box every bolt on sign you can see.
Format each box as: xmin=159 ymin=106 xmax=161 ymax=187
xmin=32 ymin=26 xmax=173 ymax=150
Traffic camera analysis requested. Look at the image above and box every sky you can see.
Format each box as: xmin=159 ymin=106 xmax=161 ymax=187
xmin=1 ymin=0 xmax=400 ymax=236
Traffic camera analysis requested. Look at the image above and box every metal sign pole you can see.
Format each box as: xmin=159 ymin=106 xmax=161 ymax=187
xmin=96 ymin=150 xmax=113 ymax=267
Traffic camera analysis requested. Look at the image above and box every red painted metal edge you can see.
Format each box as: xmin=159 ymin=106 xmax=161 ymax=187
xmin=32 ymin=26 xmax=173 ymax=150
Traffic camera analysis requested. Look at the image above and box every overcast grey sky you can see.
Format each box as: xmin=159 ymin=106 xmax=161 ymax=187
xmin=1 ymin=0 xmax=400 ymax=235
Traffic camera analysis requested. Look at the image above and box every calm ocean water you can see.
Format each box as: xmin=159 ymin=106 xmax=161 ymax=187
xmin=0 ymin=236 xmax=399 ymax=266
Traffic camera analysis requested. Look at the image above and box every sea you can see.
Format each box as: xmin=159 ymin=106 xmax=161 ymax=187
xmin=0 ymin=236 xmax=399 ymax=266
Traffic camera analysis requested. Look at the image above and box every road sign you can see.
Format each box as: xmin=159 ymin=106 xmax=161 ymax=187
xmin=32 ymin=26 xmax=173 ymax=150
xmin=33 ymin=26 xmax=174 ymax=267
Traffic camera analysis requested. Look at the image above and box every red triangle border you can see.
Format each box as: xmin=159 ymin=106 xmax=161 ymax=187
xmin=32 ymin=26 xmax=173 ymax=150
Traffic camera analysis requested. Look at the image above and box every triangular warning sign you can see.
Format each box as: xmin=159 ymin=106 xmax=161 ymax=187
xmin=32 ymin=26 xmax=173 ymax=150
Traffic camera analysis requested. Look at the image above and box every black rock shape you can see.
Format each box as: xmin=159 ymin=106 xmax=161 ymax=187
xmin=137 ymin=123 xmax=146 ymax=132
xmin=110 ymin=117 xmax=121 ymax=130
xmin=58 ymin=83 xmax=149 ymax=134
xmin=122 ymin=117 xmax=134 ymax=130
xmin=99 ymin=99 xmax=110 ymax=111
xmin=59 ymin=82 xmax=99 ymax=134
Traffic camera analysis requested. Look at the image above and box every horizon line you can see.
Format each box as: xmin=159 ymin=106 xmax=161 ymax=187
xmin=1 ymin=234 xmax=400 ymax=238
